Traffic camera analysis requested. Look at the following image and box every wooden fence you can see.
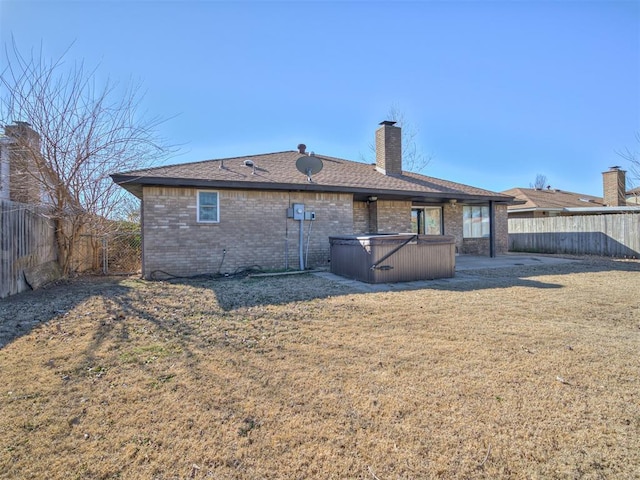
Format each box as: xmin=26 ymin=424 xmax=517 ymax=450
xmin=0 ymin=200 xmax=57 ymax=298
xmin=509 ymin=214 xmax=640 ymax=258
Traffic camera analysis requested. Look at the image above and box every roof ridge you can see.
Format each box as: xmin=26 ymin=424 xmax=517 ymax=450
xmin=510 ymin=187 xmax=602 ymax=197
xmin=117 ymin=150 xmax=304 ymax=175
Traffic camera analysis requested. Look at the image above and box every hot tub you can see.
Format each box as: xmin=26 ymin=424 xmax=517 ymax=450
xmin=329 ymin=234 xmax=456 ymax=283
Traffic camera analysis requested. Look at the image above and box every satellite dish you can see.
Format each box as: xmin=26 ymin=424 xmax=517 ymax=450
xmin=296 ymin=154 xmax=323 ymax=183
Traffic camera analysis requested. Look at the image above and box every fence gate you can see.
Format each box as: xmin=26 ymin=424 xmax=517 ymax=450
xmin=102 ymin=231 xmax=142 ymax=274
xmin=77 ymin=231 xmax=142 ymax=275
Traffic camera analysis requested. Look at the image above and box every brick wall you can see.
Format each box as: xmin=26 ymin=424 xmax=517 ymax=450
xmin=443 ymin=203 xmax=509 ymax=256
xmin=142 ymin=186 xmax=511 ymax=278
xmin=602 ymin=168 xmax=626 ymax=206
xmin=142 ymin=187 xmax=353 ymax=278
xmin=495 ymin=204 xmax=509 ymax=253
xmin=353 ymin=201 xmax=369 ymax=234
xmin=375 ymin=122 xmax=402 ymax=175
xmin=4 ymin=123 xmax=43 ymax=205
xmin=442 ymin=203 xmax=463 ymax=253
xmin=374 ymin=200 xmax=412 ymax=233
xmin=346 ymin=199 xmax=412 ymax=235
xmin=462 ymin=238 xmax=489 ymax=255
xmin=9 ymin=153 xmax=42 ymax=204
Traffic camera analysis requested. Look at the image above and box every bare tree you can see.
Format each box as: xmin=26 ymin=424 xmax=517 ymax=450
xmin=386 ymin=105 xmax=432 ymax=173
xmin=364 ymin=105 xmax=432 ymax=173
xmin=617 ymin=132 xmax=640 ymax=190
xmin=529 ymin=174 xmax=548 ymax=190
xmin=0 ymin=40 xmax=174 ymax=274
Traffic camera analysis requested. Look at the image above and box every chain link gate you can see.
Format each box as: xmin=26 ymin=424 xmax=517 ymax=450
xmin=101 ymin=231 xmax=142 ymax=275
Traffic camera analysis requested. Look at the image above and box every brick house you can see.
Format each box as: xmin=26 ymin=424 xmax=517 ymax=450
xmin=628 ymin=187 xmax=640 ymax=205
xmin=112 ymin=122 xmax=516 ymax=279
xmin=503 ymin=166 xmax=640 ymax=218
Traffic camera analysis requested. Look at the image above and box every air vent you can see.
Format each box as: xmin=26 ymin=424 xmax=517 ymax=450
xmin=244 ymin=160 xmax=254 ymax=167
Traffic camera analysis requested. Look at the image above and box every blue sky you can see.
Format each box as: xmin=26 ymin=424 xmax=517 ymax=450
xmin=2 ymin=0 xmax=639 ymax=195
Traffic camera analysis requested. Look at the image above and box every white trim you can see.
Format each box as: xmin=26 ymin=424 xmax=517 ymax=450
xmin=508 ymin=206 xmax=640 ymax=214
xmin=563 ymin=206 xmax=640 ymax=213
xmin=507 ymin=207 xmax=563 ymax=213
xmin=197 ymin=190 xmax=220 ymax=223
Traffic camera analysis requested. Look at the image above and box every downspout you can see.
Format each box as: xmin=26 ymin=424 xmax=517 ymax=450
xmin=489 ymin=200 xmax=496 ymax=258
xmin=299 ymin=215 xmax=304 ymax=270
xmin=141 ymin=198 xmax=146 ymax=277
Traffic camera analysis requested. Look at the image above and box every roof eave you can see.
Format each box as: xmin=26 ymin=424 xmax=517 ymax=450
xmin=564 ymin=206 xmax=640 ymax=213
xmin=110 ymin=175 xmax=516 ymax=204
xmin=507 ymin=207 xmax=563 ymax=213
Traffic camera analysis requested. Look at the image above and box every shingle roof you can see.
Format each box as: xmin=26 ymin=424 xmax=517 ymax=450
xmin=502 ymin=187 xmax=604 ymax=210
xmin=112 ymin=150 xmax=514 ymax=203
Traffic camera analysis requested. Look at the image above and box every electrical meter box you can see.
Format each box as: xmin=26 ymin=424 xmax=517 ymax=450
xmin=292 ymin=203 xmax=305 ymax=220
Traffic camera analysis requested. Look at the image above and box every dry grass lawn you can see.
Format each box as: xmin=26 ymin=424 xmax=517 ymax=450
xmin=0 ymin=258 xmax=639 ymax=479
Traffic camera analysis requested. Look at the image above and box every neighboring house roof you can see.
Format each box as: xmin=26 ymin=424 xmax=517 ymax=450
xmin=112 ymin=151 xmax=514 ymax=204
xmin=503 ymin=187 xmax=604 ymax=212
xmin=503 ymin=187 xmax=640 ymax=214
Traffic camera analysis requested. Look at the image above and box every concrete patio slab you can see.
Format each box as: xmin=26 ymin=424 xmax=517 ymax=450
xmin=313 ymin=254 xmax=580 ymax=292
xmin=454 ymin=253 xmax=578 ymax=270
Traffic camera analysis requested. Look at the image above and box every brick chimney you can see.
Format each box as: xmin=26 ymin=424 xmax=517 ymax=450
xmin=602 ymin=166 xmax=626 ymax=206
xmin=4 ymin=122 xmax=41 ymax=151
xmin=375 ymin=120 xmax=402 ymax=175
xmin=4 ymin=122 xmax=43 ymax=204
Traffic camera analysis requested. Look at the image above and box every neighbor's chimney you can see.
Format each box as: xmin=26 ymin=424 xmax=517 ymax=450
xmin=602 ymin=166 xmax=626 ymax=207
xmin=4 ymin=122 xmax=43 ymax=204
xmin=375 ymin=120 xmax=402 ymax=175
xmin=4 ymin=122 xmax=41 ymax=151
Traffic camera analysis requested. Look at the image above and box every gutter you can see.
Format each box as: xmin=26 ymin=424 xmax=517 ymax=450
xmin=507 ymin=207 xmax=563 ymax=213
xmin=563 ymin=206 xmax=640 ymax=213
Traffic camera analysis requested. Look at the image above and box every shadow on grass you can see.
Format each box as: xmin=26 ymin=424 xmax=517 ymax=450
xmin=174 ymin=257 xmax=640 ymax=311
xmin=0 ymin=277 xmax=133 ymax=350
xmin=168 ymin=274 xmax=351 ymax=312
xmin=389 ymin=257 xmax=640 ymax=294
xmin=2 ymin=258 xmax=638 ymax=348
xmin=80 ymin=278 xmax=217 ymax=377
xmin=0 ymin=276 xmax=208 ymax=385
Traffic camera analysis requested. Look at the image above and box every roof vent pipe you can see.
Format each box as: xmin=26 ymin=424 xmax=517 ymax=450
xmin=297 ymin=144 xmax=306 ymax=154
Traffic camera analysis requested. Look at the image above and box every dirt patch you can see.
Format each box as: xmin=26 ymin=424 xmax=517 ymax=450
xmin=1 ymin=259 xmax=639 ymax=478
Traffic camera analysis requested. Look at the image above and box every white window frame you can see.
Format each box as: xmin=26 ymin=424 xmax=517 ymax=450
xmin=197 ymin=190 xmax=220 ymax=223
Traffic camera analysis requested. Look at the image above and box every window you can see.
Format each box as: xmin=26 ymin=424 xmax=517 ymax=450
xmin=411 ymin=207 xmax=442 ymax=234
xmin=197 ymin=191 xmax=219 ymax=223
xmin=463 ymin=205 xmax=490 ymax=238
